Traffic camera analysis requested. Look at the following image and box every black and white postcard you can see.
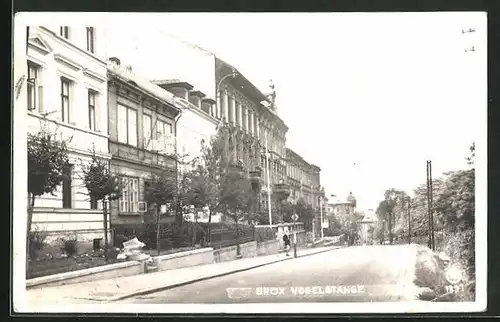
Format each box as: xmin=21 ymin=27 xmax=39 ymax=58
xmin=12 ymin=12 xmax=487 ymax=314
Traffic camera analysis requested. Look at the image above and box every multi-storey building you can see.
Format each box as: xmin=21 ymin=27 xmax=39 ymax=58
xmin=25 ymin=25 xmax=109 ymax=249
xmin=286 ymin=148 xmax=326 ymax=233
xmin=153 ymin=79 xmax=222 ymax=223
xmin=152 ymin=79 xmax=218 ymax=174
xmin=214 ymin=58 xmax=289 ymax=217
xmin=158 ymin=58 xmax=290 ymax=222
xmin=112 ymin=32 xmax=291 ymax=222
xmin=106 ymin=58 xmax=181 ymax=225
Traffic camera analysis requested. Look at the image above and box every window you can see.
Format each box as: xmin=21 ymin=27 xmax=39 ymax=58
xmin=143 ymin=114 xmax=152 ymax=149
xmin=119 ymin=177 xmax=139 ymax=213
xmin=62 ymin=164 xmax=73 ymax=208
xmin=61 ymin=78 xmax=71 ymax=123
xmin=157 ymin=120 xmax=173 ymax=153
xmin=86 ymin=27 xmax=95 ymax=53
xmin=27 ymin=63 xmax=38 ymax=111
xmin=88 ymin=90 xmax=96 ymax=131
xmin=90 ymin=195 xmax=98 ymax=209
xmin=117 ymin=104 xmax=137 ymax=146
xmin=60 ymin=26 xmax=70 ymax=39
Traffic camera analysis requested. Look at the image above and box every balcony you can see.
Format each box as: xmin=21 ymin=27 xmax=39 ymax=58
xmin=249 ymin=167 xmax=263 ymax=192
xmin=273 ymin=181 xmax=291 ymax=201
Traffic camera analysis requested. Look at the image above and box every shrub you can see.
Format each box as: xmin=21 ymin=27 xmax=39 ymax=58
xmin=443 ymin=228 xmax=475 ymax=281
xmin=29 ymin=228 xmax=49 ymax=260
xmin=59 ymin=235 xmax=79 ymax=256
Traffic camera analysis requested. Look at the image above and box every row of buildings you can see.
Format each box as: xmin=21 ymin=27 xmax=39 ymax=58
xmin=18 ymin=25 xmax=335 ymax=248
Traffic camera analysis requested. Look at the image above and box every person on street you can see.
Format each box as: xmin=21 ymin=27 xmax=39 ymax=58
xmin=283 ymin=233 xmax=291 ymax=256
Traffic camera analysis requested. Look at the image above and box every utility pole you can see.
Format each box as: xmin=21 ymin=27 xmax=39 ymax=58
xmin=265 ymin=130 xmax=273 ymax=228
xmin=426 ymin=160 xmax=435 ymax=250
xmin=407 ymin=197 xmax=411 ymax=245
xmin=320 ymin=196 xmax=324 ymax=240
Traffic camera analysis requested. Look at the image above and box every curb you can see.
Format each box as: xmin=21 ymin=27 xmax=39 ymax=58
xmin=86 ymin=245 xmax=343 ymax=302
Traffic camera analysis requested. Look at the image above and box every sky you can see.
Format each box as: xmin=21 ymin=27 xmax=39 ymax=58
xmin=102 ymin=12 xmax=486 ymax=210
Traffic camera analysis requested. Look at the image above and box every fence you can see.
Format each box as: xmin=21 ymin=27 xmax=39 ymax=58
xmin=113 ymin=221 xmax=259 ymax=251
xmin=254 ymin=226 xmax=276 ymax=243
xmin=209 ymin=225 xmax=255 ymax=249
xmin=112 ymin=222 xmax=206 ymax=251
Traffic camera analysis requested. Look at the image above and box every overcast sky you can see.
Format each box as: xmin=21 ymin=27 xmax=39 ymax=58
xmin=102 ymin=12 xmax=486 ymax=210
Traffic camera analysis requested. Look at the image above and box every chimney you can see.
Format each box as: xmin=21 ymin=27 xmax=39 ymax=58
xmin=108 ymin=57 xmax=121 ymax=66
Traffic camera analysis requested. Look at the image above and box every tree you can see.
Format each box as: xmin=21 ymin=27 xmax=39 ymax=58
xmin=466 ymin=142 xmax=475 ymax=166
xmin=434 ymin=169 xmax=475 ymax=278
xmin=293 ymin=198 xmax=315 ymax=231
xmin=326 ymin=215 xmax=343 ymax=236
xmin=375 ymin=188 xmax=405 ymax=245
xmin=182 ymin=123 xmax=253 ymax=242
xmin=27 ymin=127 xmax=70 ymax=258
xmin=81 ymin=151 xmax=122 ymax=255
xmin=144 ymin=168 xmax=177 ymax=255
xmin=340 ymin=211 xmax=363 ymax=246
xmin=281 ymin=201 xmax=295 ymax=223
xmin=373 ymin=219 xmax=386 ymax=245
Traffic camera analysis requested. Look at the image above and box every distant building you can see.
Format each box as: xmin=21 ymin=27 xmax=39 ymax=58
xmin=286 ymin=148 xmax=326 ymax=235
xmin=357 ymin=209 xmax=376 ymax=245
xmin=324 ymin=192 xmax=357 ymax=236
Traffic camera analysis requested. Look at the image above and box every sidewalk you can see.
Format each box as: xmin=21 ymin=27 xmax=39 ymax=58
xmin=27 ymin=245 xmax=341 ymax=304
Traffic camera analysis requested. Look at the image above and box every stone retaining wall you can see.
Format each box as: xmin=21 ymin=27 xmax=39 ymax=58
xmin=26 ymin=260 xmax=145 ymax=289
xmin=154 ymin=247 xmax=214 ymax=271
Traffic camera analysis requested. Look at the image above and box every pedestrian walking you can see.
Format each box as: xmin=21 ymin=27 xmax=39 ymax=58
xmin=283 ymin=233 xmax=291 ymax=256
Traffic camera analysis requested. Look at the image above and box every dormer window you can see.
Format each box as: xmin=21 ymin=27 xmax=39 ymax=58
xmin=59 ymin=26 xmax=70 ymax=39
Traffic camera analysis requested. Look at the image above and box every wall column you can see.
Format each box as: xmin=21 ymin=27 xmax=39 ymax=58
xmin=222 ymin=91 xmax=228 ymax=122
xmin=255 ymin=115 xmax=260 ymax=139
xmin=229 ymin=97 xmax=234 ymax=125
xmin=248 ymin=109 xmax=253 ymax=135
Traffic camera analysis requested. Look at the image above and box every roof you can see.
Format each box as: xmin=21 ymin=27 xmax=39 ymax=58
xmin=328 ymin=200 xmax=353 ymax=206
xmin=107 ymin=62 xmax=179 ymax=112
xmin=152 ymin=79 xmax=195 ymax=91
xmin=286 ymin=148 xmax=317 ymax=170
xmin=215 ymin=57 xmax=288 ymax=132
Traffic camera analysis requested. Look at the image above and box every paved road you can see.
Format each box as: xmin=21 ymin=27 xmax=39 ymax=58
xmin=118 ymin=245 xmax=418 ymax=303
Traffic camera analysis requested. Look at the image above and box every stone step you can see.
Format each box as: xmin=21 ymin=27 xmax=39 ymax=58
xmin=146 ymin=265 xmax=159 ymax=273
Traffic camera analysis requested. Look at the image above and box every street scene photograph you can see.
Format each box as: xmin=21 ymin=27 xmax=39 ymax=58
xmin=12 ymin=12 xmax=486 ymax=314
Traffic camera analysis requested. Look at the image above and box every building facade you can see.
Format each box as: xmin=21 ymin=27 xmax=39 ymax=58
xmin=26 ymin=25 xmax=110 ymax=248
xmin=152 ymin=79 xmax=218 ymax=174
xmin=146 ymin=46 xmax=290 ymax=223
xmin=106 ymin=58 xmax=181 ymax=225
xmin=357 ymin=209 xmax=376 ymax=245
xmin=286 ymin=148 xmax=326 ymax=234
xmin=214 ymin=58 xmax=289 ymax=219
xmin=154 ymin=79 xmax=224 ymax=223
xmin=324 ymin=193 xmax=357 ymax=236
